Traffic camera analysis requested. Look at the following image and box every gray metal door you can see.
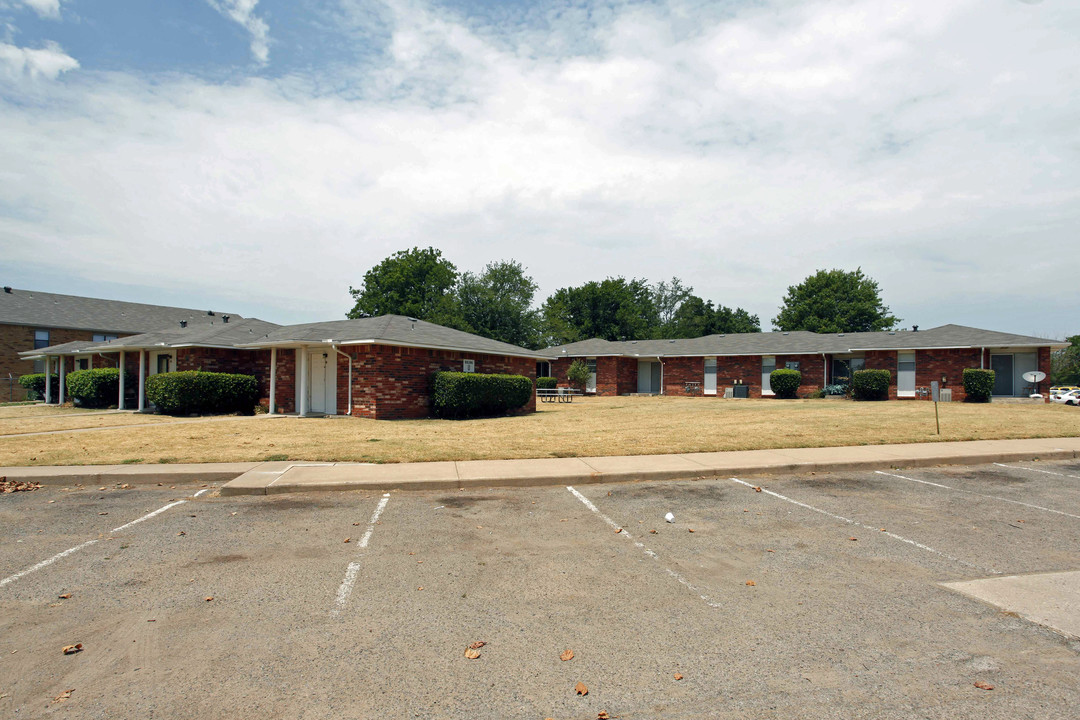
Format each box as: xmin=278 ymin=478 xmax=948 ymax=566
xmin=990 ymin=355 xmax=1013 ymax=396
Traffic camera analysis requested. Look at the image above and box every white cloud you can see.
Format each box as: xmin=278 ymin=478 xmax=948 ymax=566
xmin=17 ymin=0 xmax=61 ymax=20
xmin=1 ymin=0 xmax=1079 ymax=335
xmin=206 ymin=0 xmax=270 ymax=64
xmin=0 ymin=40 xmax=77 ymax=80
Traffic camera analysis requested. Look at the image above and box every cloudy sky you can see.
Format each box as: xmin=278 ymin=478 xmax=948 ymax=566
xmin=1 ymin=0 xmax=1077 ymax=338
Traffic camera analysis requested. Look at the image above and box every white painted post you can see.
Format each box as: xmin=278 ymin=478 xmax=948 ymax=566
xmin=137 ymin=350 xmax=146 ymax=412
xmin=269 ymin=347 xmax=277 ymax=415
xmin=298 ymin=348 xmax=309 ymax=416
xmin=58 ymin=356 xmax=66 ymax=405
xmin=118 ymin=350 xmax=126 ymax=410
xmin=44 ymin=356 xmax=52 ymax=404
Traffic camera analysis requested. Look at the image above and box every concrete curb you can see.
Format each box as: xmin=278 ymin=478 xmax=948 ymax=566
xmin=0 ymin=463 xmax=259 ymax=487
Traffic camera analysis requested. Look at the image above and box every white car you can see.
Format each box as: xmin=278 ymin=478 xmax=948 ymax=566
xmin=1050 ymin=389 xmax=1080 ymax=406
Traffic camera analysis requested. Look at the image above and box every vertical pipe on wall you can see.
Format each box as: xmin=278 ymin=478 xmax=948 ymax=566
xmin=269 ymin=347 xmax=277 ymax=415
xmin=980 ymin=348 xmax=985 ymax=369
xmin=138 ymin=350 xmax=146 ymax=412
xmin=332 ymin=345 xmax=352 ymax=415
xmin=118 ymin=350 xmax=126 ymax=410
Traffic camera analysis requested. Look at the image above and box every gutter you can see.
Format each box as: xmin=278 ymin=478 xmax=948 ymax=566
xmin=331 ymin=344 xmax=353 ymax=415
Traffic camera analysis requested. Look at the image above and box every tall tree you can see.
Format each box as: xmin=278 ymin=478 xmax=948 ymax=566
xmin=347 ymin=247 xmax=464 ymax=327
xmin=652 ymin=277 xmax=693 ymax=332
xmin=1051 ymin=334 xmax=1080 ymax=385
xmin=541 ymin=277 xmax=659 ymax=345
xmin=457 ymin=260 xmax=541 ymax=348
xmin=668 ymin=296 xmax=761 ymax=338
xmin=772 ymin=268 xmax=899 ymax=333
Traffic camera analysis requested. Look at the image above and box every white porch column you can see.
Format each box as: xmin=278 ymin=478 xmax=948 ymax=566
xmin=137 ymin=350 xmax=146 ymax=412
xmin=118 ymin=350 xmax=126 ymax=410
xmin=58 ymin=356 xmax=66 ymax=404
xmin=298 ymin=347 xmax=309 ymax=416
xmin=44 ymin=356 xmax=52 ymax=404
xmin=269 ymin=347 xmax=277 ymax=415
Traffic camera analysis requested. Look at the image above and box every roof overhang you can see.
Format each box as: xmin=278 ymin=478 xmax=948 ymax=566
xmin=241 ymin=338 xmax=546 ymax=361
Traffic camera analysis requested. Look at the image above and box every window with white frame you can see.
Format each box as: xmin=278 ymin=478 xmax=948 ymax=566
xmin=462 ymin=359 xmax=475 ymax=373
xmin=762 ymin=356 xmax=776 ymax=394
xmin=92 ymin=334 xmax=118 ymax=342
xmin=33 ymin=329 xmax=49 ymax=372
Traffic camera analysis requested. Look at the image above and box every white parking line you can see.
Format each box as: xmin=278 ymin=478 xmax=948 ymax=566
xmin=0 ymin=487 xmax=212 ymax=589
xmin=877 ymin=470 xmax=1080 ymax=521
xmin=333 ymin=493 xmax=391 ymax=612
xmin=731 ymin=478 xmax=998 ymax=575
xmin=567 ymin=486 xmax=721 ymax=608
xmin=994 ymin=462 xmax=1080 ymax=481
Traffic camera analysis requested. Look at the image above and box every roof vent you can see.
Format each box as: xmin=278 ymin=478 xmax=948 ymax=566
xmin=207 ymin=310 xmax=215 ymax=316
xmin=889 ymin=331 xmax=896 ymax=335
xmin=838 ymin=333 xmax=845 ymax=337
xmin=669 ymin=340 xmax=675 ymax=343
xmin=180 ymin=320 xmax=188 ymax=328
xmin=782 ymin=332 xmax=789 ymax=335
xmin=912 ymin=325 xmax=919 ymax=332
xmin=3 ymin=286 xmax=11 ymax=293
xmin=222 ymin=315 xmax=230 ymax=324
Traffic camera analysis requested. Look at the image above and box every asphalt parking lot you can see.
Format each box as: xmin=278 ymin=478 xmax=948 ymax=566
xmin=1 ymin=460 xmax=1079 ymax=719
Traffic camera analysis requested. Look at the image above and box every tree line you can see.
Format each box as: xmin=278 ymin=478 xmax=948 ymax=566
xmin=347 ymin=247 xmax=898 ymax=350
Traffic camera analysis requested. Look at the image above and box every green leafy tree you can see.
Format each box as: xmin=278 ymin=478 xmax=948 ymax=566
xmin=668 ymin=296 xmax=761 ymax=338
xmin=1051 ymin=335 xmax=1080 ymax=385
xmin=347 ymin=247 xmax=464 ymax=327
xmin=540 ymin=277 xmax=659 ymax=345
xmin=457 ymin=260 xmax=541 ymax=348
xmin=772 ymin=268 xmax=899 ymax=333
xmin=652 ymin=277 xmax=693 ymax=333
xmin=567 ymin=359 xmax=591 ymax=389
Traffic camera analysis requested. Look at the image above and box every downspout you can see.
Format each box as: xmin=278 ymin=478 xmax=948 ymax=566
xmin=980 ymin=348 xmax=985 ymax=370
xmin=822 ymin=353 xmax=828 ymax=387
xmin=332 ymin=345 xmax=353 ymax=415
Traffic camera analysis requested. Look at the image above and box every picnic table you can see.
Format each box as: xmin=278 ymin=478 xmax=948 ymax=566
xmin=537 ymin=387 xmax=583 ymax=403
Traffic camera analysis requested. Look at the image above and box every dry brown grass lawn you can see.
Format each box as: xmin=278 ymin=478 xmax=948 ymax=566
xmin=0 ymin=405 xmax=187 ymax=436
xmin=1 ymin=396 xmax=1079 ymax=467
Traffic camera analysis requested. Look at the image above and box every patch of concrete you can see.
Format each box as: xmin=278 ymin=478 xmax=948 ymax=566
xmin=942 ymin=571 xmax=1080 ymax=639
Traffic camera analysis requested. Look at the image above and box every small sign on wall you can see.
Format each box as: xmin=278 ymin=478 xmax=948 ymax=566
xmin=462 ymin=359 xmax=475 ymax=373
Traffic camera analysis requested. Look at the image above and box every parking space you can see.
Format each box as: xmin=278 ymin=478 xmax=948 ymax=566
xmin=1 ymin=460 xmax=1078 ymax=718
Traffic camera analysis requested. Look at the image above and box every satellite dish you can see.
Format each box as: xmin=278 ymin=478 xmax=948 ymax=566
xmin=1022 ymin=371 xmax=1046 ymax=383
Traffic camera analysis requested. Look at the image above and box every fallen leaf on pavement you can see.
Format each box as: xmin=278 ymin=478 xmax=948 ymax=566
xmin=849 ymin=537 xmax=858 ymax=541
xmin=120 ymin=484 xmax=132 ymax=490
xmin=753 ymin=486 xmax=762 ymax=492
xmin=974 ymin=681 xmax=995 ymax=690
xmin=343 ymin=537 xmax=351 ymax=543
xmin=575 ymin=682 xmax=588 ymax=696
xmin=598 ymin=712 xmax=610 ymax=719
xmin=560 ymin=649 xmax=574 ymax=661
xmin=417 ymin=587 xmax=424 ymax=591
xmin=58 ymin=593 xmax=72 ymax=599
xmin=52 ymin=689 xmax=74 ymax=704
xmin=688 ymin=529 xmax=695 ymax=533
xmin=674 ymin=673 xmax=683 ymax=680
xmin=61 ymin=644 xmax=82 ymax=655
xmin=469 ymin=641 xmax=486 ymax=649
xmin=204 ymin=597 xmax=214 ymax=602
xmin=464 ymin=647 xmax=481 ymax=659
xmin=177 ymin=531 xmax=186 ymax=536
xmin=745 ymin=580 xmax=756 ymax=586
xmin=98 ymin=512 xmax=108 ymax=516
xmin=614 ymin=527 xmax=622 ymax=534
xmin=649 ymin=529 xmax=657 ymax=534
xmin=766 ymin=549 xmax=775 ymax=553
xmin=352 ymin=522 xmax=361 ymax=526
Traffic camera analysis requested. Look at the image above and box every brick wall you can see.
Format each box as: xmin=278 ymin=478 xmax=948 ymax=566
xmin=338 ymin=345 xmax=536 ymax=419
xmin=0 ymin=324 xmax=133 ymax=400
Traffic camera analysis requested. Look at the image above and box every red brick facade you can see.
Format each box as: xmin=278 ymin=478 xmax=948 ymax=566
xmin=267 ymin=345 xmax=537 ymax=420
xmin=0 ymin=323 xmax=131 ymax=400
xmin=546 ymin=348 xmax=1051 ymax=401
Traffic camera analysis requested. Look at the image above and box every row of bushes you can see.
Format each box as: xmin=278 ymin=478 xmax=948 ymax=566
xmin=430 ymin=372 xmax=533 ymax=419
xmin=768 ymin=368 xmax=997 ymax=402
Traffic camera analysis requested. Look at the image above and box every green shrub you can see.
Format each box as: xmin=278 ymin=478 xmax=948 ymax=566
xmin=65 ymin=368 xmax=133 ymax=408
xmin=769 ymin=368 xmax=802 ymax=399
xmin=851 ymin=369 xmax=891 ymax=401
xmin=824 ymin=383 xmax=848 ymax=396
xmin=962 ymin=368 xmax=995 ymax=403
xmin=430 ymin=371 xmax=533 ymax=419
xmin=567 ymin=359 xmax=591 ymax=390
xmin=807 ymin=388 xmax=826 ymax=399
xmin=18 ymin=373 xmax=58 ymax=401
xmin=144 ymin=371 xmax=259 ymax=415
xmin=536 ymin=377 xmax=558 ymax=390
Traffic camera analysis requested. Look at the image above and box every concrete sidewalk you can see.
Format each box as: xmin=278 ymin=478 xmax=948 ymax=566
xmin=3 ymin=437 xmax=1078 ymax=495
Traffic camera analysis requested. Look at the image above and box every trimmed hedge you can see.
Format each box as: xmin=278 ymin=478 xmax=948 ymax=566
xmin=430 ymin=371 xmax=533 ymax=419
xmin=18 ymin=373 xmax=59 ymax=401
xmin=962 ymin=368 xmax=995 ymax=403
xmin=144 ymin=371 xmax=259 ymax=415
xmin=66 ymin=368 xmax=131 ymax=408
xmin=536 ymin=377 xmax=558 ymax=390
xmin=852 ymin=368 xmax=891 ymax=401
xmin=769 ymin=368 xmax=802 ymax=399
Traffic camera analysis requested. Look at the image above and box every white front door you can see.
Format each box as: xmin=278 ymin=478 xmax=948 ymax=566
xmin=897 ymin=352 xmax=916 ymax=397
xmin=704 ymin=357 xmax=717 ymax=395
xmin=586 ymin=357 xmax=597 ymax=393
xmin=307 ymin=351 xmax=337 ymax=414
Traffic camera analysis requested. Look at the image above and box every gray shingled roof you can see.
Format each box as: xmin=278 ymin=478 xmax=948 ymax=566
xmin=243 ymin=315 xmax=549 ymax=359
xmin=83 ymin=317 xmax=281 ymax=352
xmin=18 ymin=340 xmax=101 ymax=358
xmin=0 ymin=287 xmax=242 ymax=334
xmin=542 ymin=325 xmax=1065 ymax=358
